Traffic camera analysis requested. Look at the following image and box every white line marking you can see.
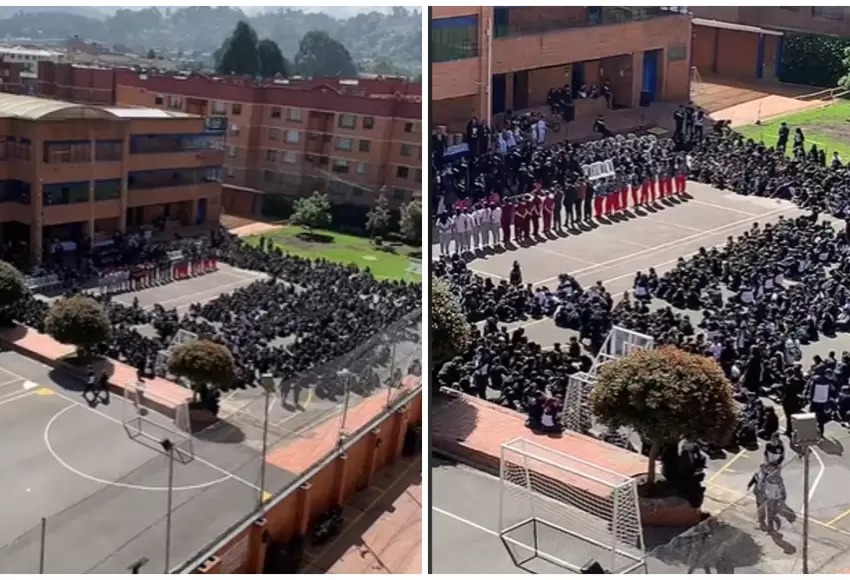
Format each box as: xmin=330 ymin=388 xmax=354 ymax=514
xmin=0 ymin=377 xmax=23 ymax=389
xmin=645 ymin=217 xmax=704 ymax=233
xmin=810 ymin=447 xmax=826 ymax=502
xmin=690 ymin=199 xmax=760 ymax=217
xmin=0 ymin=391 xmax=34 ymax=406
xmin=0 ymin=363 xmax=264 ymax=493
xmin=531 ymin=246 xmax=596 ymax=265
xmin=45 ymin=404 xmax=231 ymax=492
xmin=529 ymin=205 xmax=790 ymax=287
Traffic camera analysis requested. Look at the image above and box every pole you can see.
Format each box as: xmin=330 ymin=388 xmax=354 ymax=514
xmin=39 ymin=517 xmax=46 ymax=574
xmin=164 ymin=445 xmax=175 ymax=574
xmin=338 ymin=372 xmax=351 ymax=445
xmin=258 ymin=387 xmax=270 ymax=509
xmin=385 ymin=342 xmax=398 ymax=409
xmin=802 ymin=445 xmax=810 ymax=574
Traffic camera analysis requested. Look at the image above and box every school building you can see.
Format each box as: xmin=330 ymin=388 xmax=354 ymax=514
xmin=431 ymin=6 xmax=692 ymax=127
xmin=0 ymin=93 xmax=223 ymax=261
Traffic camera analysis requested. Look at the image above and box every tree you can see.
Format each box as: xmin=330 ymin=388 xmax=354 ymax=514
xmin=215 ymin=20 xmax=260 ymax=76
xmin=782 ymin=32 xmax=850 ymax=87
xmin=45 ymin=295 xmax=112 ymax=356
xmin=431 ymin=277 xmax=471 ymax=371
xmin=146 ymin=48 xmax=156 ymax=59
xmin=589 ymin=346 xmax=737 ymax=485
xmin=0 ymin=261 xmax=25 ymax=325
xmin=365 ymin=193 xmax=391 ymax=239
xmin=258 ymin=38 xmax=289 ymax=78
xmin=168 ymin=339 xmax=235 ymax=415
xmin=294 ymin=30 xmax=357 ymax=78
xmin=290 ymin=191 xmax=332 ymax=232
xmin=399 ymin=199 xmax=421 ymax=245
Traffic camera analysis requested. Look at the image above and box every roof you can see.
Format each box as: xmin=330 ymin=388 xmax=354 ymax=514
xmin=693 ymin=17 xmax=784 ymax=37
xmin=0 ymin=94 xmax=116 ymax=121
xmin=102 ymin=107 xmax=193 ymax=119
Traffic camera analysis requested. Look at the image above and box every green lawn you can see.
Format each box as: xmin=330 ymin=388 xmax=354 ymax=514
xmin=245 ymin=226 xmax=421 ymax=282
xmin=735 ymin=101 xmax=850 ymax=160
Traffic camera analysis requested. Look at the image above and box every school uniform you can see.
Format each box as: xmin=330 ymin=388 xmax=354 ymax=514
xmin=489 ymin=205 xmax=502 ymax=245
xmin=542 ymin=195 xmax=554 ymax=232
xmin=436 ymin=216 xmax=454 ymax=255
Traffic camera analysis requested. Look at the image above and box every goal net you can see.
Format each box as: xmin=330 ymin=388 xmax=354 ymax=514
xmin=499 ymin=438 xmax=645 ymax=574
xmin=590 ymin=326 xmax=654 ymax=377
xmin=122 ymin=382 xmax=195 ymax=464
xmin=563 ymin=372 xmax=637 ymax=451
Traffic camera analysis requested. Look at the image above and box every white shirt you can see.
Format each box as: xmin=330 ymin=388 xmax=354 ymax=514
xmin=812 ymin=382 xmax=830 ymax=404
xmin=454 ymin=214 xmax=468 ymax=233
xmin=490 ymin=206 xmax=502 ymax=224
xmin=474 ymin=208 xmax=489 ymax=226
xmin=437 ymin=217 xmax=454 ymax=234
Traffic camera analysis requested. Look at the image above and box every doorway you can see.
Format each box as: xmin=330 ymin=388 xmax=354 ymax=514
xmin=512 ymin=70 xmax=529 ymax=110
xmin=492 ymin=73 xmax=507 ymax=116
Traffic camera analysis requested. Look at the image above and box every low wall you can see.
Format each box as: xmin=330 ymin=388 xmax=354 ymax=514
xmin=189 ymin=386 xmax=422 ymax=574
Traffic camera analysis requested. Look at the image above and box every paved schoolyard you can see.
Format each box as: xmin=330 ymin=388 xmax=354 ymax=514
xmin=0 ymin=351 xmax=295 ymax=574
xmin=433 ymin=181 xmax=850 ymax=571
xmin=112 ymin=263 xmax=267 ymax=314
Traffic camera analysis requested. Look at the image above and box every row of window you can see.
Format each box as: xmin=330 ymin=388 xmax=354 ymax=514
xmin=258 ymin=169 xmax=413 ymax=202
xmin=129 ymin=134 xmax=224 ymax=155
xmin=39 ymin=135 xmax=224 ymax=164
xmin=127 ymin=166 xmax=222 ymax=190
xmin=43 ymin=140 xmax=124 ymax=164
xmin=43 ymin=180 xmax=122 ymax=206
xmin=0 ymin=138 xmax=31 ymax=162
xmin=432 ymin=16 xmax=479 ymax=63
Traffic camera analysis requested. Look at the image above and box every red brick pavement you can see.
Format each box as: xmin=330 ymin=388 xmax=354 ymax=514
xmin=432 ymin=393 xmax=647 ymax=497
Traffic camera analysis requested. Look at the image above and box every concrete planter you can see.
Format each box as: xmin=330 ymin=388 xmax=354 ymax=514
xmin=639 ymin=494 xmax=703 ymax=526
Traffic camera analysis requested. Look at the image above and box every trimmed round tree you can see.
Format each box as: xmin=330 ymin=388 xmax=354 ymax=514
xmin=0 ymin=260 xmax=26 ymax=325
xmin=432 ymin=277 xmax=471 ymax=369
xmin=45 ymin=295 xmax=112 ymax=357
xmin=168 ymin=339 xmax=235 ymax=412
xmin=588 ymin=346 xmax=737 ymax=485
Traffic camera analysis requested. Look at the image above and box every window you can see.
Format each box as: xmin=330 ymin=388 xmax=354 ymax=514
xmin=211 ymin=100 xmax=227 ymax=115
xmin=287 ymin=108 xmax=303 ymax=122
xmin=338 ymin=114 xmax=357 ymax=129
xmin=271 ymin=107 xmax=282 ymax=119
xmin=401 ymin=144 xmax=415 ymax=157
xmin=43 ymin=141 xmax=91 ymax=164
xmin=95 ymin=140 xmax=122 ymax=161
xmin=356 ymin=162 xmax=368 ymax=175
xmin=352 ymin=187 xmax=365 ymax=197
xmin=359 ymin=140 xmax=371 ymax=153
xmin=227 ymin=145 xmax=237 ymax=158
xmin=232 ymin=103 xmax=242 ymax=115
xmin=264 ymin=170 xmax=274 ymax=182
xmin=129 ymin=134 xmax=220 ymax=155
xmin=94 ymin=179 xmax=121 ymax=201
xmin=225 ymin=166 xmax=235 ymax=179
xmin=127 ymin=166 xmax=222 ymax=190
xmin=415 ymin=168 xmax=422 ymax=183
xmin=397 ymin=166 xmax=410 ymax=179
xmin=362 ymin=116 xmax=375 ymax=130
xmin=431 ymin=15 xmax=479 ymax=62
xmin=281 ymin=151 xmax=297 ymax=164
xmin=269 ymin=127 xmax=279 ymax=141
xmin=813 ymin=7 xmax=844 ymax=20
xmin=331 ymin=159 xmax=349 ymax=174
xmin=335 ymin=137 xmax=353 ymax=152
xmin=0 ymin=179 xmax=31 ymax=204
xmin=154 ymin=95 xmax=164 ymax=105
xmin=167 ymin=95 xmax=183 ymax=110
xmin=404 ymin=122 xmax=415 ymax=133
xmin=266 ymin=149 xmax=277 ymax=162
xmin=231 ymin=125 xmax=240 ymax=137
xmin=284 ymin=130 xmax=300 ymax=144
xmin=43 ymin=182 xmax=89 ymax=205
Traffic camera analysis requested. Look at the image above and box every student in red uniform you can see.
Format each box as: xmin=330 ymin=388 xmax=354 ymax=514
xmin=530 ymin=191 xmax=542 ymax=237
xmin=501 ymin=199 xmax=514 ymax=243
xmin=617 ymin=169 xmax=629 ymax=213
xmin=675 ymin=161 xmax=688 ymax=195
xmin=593 ymin=181 xmax=605 ymax=219
xmin=514 ymin=198 xmax=528 ymax=242
xmin=648 ymin=164 xmax=658 ymax=203
xmin=640 ymin=166 xmax=651 ymax=206
xmin=542 ymin=191 xmax=554 ymax=233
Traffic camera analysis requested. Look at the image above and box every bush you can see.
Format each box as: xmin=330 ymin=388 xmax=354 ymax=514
xmin=0 ymin=261 xmax=26 ymax=325
xmin=168 ymin=339 xmax=236 ymax=394
xmin=589 ymin=346 xmax=737 ymax=484
xmin=399 ymin=199 xmax=422 ymax=246
xmin=431 ymin=277 xmax=471 ymax=371
xmin=45 ymin=295 xmax=112 ymax=355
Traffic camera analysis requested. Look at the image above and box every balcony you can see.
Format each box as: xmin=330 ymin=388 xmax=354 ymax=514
xmin=127 ymin=182 xmax=219 ymax=208
xmin=493 ymin=6 xmax=688 ymax=38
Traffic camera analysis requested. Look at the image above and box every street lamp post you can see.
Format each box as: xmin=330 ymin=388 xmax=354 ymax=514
xmin=258 ymin=373 xmax=276 ymax=509
xmin=160 ymin=438 xmax=175 ymax=574
xmin=337 ymin=369 xmax=352 ymax=446
xmin=791 ymin=412 xmax=821 ymax=575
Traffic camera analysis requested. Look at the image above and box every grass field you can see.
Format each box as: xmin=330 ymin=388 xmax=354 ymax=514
xmin=735 ymin=101 xmax=850 ymax=160
xmin=245 ymin=226 xmax=421 ymax=282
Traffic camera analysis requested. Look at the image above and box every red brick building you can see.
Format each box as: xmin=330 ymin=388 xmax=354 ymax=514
xmin=691 ymin=19 xmax=783 ymax=82
xmin=431 ymin=6 xmax=692 ymax=126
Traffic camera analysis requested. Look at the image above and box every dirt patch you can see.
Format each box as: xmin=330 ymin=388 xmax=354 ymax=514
xmin=229 ymin=222 xmax=282 ymax=237
xmin=803 ymin=119 xmax=850 ymax=143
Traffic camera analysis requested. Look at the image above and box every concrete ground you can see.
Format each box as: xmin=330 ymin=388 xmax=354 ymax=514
xmin=432 ymin=181 xmax=850 ymax=572
xmin=0 ymin=350 xmax=296 ymax=574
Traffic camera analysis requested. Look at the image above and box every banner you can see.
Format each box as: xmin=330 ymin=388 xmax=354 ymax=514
xmin=582 ymin=159 xmax=616 ymax=181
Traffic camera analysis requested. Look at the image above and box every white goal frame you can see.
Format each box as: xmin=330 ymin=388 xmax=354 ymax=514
xmin=590 ymin=325 xmax=655 ymax=377
xmin=498 ymin=438 xmax=646 ymax=574
xmin=122 ymin=382 xmax=195 ymax=464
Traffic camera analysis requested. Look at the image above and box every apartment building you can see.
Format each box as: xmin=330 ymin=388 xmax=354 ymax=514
xmin=112 ymin=70 xmax=422 ymax=210
xmin=692 ymin=6 xmax=850 ymax=38
xmin=431 ymin=6 xmax=692 ymax=127
xmin=0 ymin=93 xmax=223 ymax=261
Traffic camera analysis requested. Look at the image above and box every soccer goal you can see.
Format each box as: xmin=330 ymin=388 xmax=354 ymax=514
xmin=590 ymin=326 xmax=654 ymax=377
xmin=122 ymin=382 xmax=195 ymax=464
xmin=499 ymin=438 xmax=646 ymax=574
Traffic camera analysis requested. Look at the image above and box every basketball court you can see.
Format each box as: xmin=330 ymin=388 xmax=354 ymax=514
xmin=0 ymin=350 xmax=296 ymax=574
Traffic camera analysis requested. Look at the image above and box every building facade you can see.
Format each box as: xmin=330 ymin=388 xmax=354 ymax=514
xmin=691 ymin=7 xmax=850 ymax=38
xmin=112 ymin=70 xmax=422 ymax=210
xmin=431 ymin=6 xmax=692 ymax=127
xmin=0 ymin=93 xmax=223 ymax=261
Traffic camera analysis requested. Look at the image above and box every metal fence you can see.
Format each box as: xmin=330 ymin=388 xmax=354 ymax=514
xmin=0 ymin=310 xmax=421 ymax=574
xmin=642 ymin=490 xmax=850 ymax=574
